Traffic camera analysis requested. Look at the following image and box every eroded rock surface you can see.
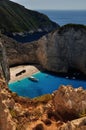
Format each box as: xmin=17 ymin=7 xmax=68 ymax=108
xmin=53 ymin=85 xmax=86 ymax=121
xmin=58 ymin=116 xmax=86 ymax=130
xmin=0 ymin=41 xmax=10 ymax=82
xmin=1 ymin=35 xmax=39 ymax=66
xmin=1 ymin=24 xmax=86 ymax=75
xmin=37 ymin=24 xmax=86 ymax=74
xmin=0 ymin=77 xmax=16 ymax=130
xmin=0 ymin=74 xmax=86 ymax=130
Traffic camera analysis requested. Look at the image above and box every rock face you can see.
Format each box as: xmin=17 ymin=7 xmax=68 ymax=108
xmin=0 ymin=75 xmax=16 ymax=130
xmin=0 ymin=72 xmax=86 ymax=130
xmin=37 ymin=24 xmax=86 ymax=74
xmin=58 ymin=117 xmax=86 ymax=130
xmin=1 ymin=24 xmax=86 ymax=75
xmin=0 ymin=41 xmax=10 ymax=82
xmin=1 ymin=35 xmax=39 ymax=66
xmin=53 ymin=85 xmax=86 ymax=121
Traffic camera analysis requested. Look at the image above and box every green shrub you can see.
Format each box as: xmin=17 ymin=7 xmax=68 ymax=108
xmin=33 ymin=94 xmax=52 ymax=103
xmin=10 ymin=109 xmax=16 ymax=118
xmin=58 ymin=24 xmax=86 ymax=34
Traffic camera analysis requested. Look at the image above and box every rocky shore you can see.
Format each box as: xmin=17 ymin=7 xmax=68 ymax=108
xmin=0 ymin=74 xmax=86 ymax=130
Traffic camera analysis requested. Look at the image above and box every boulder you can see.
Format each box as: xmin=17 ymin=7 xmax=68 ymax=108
xmin=58 ymin=116 xmax=86 ymax=130
xmin=53 ymin=85 xmax=86 ymax=121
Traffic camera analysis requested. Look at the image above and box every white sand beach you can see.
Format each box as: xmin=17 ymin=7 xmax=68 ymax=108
xmin=9 ymin=65 xmax=40 ymax=83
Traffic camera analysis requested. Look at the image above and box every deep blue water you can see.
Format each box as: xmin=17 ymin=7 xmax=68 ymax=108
xmin=9 ymin=72 xmax=86 ymax=98
xmin=38 ymin=10 xmax=86 ymax=26
xmin=6 ymin=31 xmax=48 ymax=43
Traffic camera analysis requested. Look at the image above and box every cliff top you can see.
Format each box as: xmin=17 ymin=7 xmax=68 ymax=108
xmin=58 ymin=24 xmax=86 ymax=34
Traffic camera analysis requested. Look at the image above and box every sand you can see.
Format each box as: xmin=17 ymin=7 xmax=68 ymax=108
xmin=9 ymin=65 xmax=40 ymax=83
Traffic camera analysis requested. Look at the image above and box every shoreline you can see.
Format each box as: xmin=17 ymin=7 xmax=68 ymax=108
xmin=9 ymin=65 xmax=86 ymax=84
xmin=9 ymin=65 xmax=40 ymax=83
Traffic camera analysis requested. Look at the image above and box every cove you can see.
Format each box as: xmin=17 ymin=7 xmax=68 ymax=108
xmin=8 ymin=72 xmax=86 ymax=98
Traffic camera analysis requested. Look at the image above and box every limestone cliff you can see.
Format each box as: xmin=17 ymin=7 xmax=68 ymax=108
xmin=1 ymin=24 xmax=86 ymax=75
xmin=37 ymin=24 xmax=86 ymax=74
xmin=1 ymin=35 xmax=39 ymax=66
xmin=0 ymin=40 xmax=10 ymax=82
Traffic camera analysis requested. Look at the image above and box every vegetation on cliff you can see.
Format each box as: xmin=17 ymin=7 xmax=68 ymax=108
xmin=58 ymin=23 xmax=86 ymax=34
xmin=0 ymin=0 xmax=58 ymax=33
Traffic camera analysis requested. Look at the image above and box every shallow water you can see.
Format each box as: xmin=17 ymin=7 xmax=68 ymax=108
xmin=8 ymin=72 xmax=86 ymax=98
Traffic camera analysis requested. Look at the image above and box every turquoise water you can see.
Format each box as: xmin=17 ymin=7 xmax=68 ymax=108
xmin=9 ymin=72 xmax=86 ymax=98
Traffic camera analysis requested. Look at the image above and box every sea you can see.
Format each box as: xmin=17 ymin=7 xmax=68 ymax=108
xmin=9 ymin=72 xmax=86 ymax=98
xmin=38 ymin=10 xmax=86 ymax=26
